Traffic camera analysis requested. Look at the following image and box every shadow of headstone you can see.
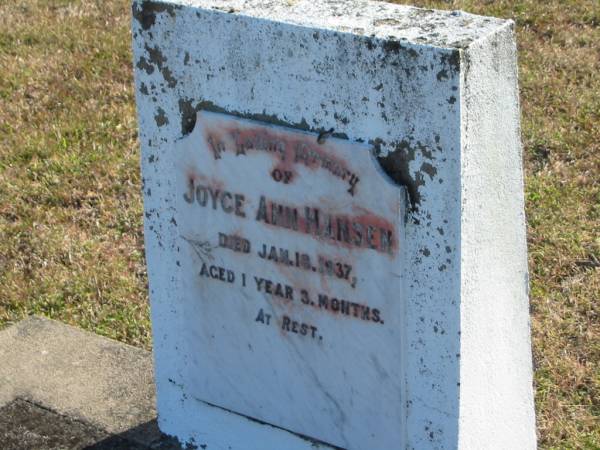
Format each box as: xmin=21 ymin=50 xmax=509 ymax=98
xmin=84 ymin=419 xmax=185 ymax=450
xmin=0 ymin=398 xmax=187 ymax=450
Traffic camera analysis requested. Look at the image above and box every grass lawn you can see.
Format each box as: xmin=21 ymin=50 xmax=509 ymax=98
xmin=0 ymin=0 xmax=598 ymax=448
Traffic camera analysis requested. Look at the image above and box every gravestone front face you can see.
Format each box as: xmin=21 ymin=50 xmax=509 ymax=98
xmin=132 ymin=1 xmax=536 ymax=449
xmin=175 ymin=111 xmax=403 ymax=448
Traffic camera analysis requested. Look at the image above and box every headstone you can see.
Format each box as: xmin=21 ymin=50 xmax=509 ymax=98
xmin=131 ymin=1 xmax=536 ymax=449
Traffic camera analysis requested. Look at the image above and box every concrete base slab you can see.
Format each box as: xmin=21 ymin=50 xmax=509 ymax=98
xmin=0 ymin=398 xmax=144 ymax=449
xmin=0 ymin=316 xmax=181 ymax=449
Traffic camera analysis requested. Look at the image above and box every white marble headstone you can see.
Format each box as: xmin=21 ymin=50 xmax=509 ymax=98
xmin=132 ymin=1 xmax=536 ymax=449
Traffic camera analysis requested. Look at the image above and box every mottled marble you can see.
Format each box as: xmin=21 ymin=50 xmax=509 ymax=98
xmin=132 ymin=1 xmax=535 ymax=448
xmin=174 ymin=111 xmax=404 ymax=449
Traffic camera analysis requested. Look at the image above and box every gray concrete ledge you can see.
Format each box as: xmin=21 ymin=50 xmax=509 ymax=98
xmin=0 ymin=316 xmax=181 ymax=449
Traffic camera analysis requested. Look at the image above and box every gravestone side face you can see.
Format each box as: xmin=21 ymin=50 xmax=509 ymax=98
xmin=131 ymin=1 xmax=536 ymax=449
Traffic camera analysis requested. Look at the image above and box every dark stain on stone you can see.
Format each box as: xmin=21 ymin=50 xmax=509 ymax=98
xmin=436 ymin=69 xmax=448 ymax=81
xmin=333 ymin=112 xmax=349 ymax=125
xmin=420 ymin=162 xmax=437 ymax=178
xmin=418 ymin=141 xmax=434 ymax=160
xmin=374 ymin=139 xmax=422 ymax=210
xmin=373 ymin=137 xmax=440 ymax=211
xmin=441 ymin=49 xmax=461 ymax=72
xmin=374 ymin=83 xmax=384 ymax=91
xmin=184 ymin=51 xmax=190 ymax=65
xmin=177 ymin=98 xmax=344 ymax=140
xmin=155 ymin=107 xmax=168 ymax=127
xmin=461 ymin=50 xmax=473 ymax=80
xmin=178 ymin=98 xmax=198 ymax=134
xmin=448 ymin=95 xmax=456 ymax=104
xmin=161 ymin=66 xmax=177 ymax=88
xmin=132 ymin=0 xmax=181 ymax=31
xmin=145 ymin=44 xmax=177 ymax=88
xmin=136 ymin=57 xmax=154 ymax=74
xmin=381 ymin=39 xmax=419 ymax=59
xmin=139 ymin=82 xmax=149 ymax=95
xmin=383 ymin=40 xmax=402 ymax=54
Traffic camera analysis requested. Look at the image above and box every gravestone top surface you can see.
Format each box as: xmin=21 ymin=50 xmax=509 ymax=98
xmin=148 ymin=0 xmax=508 ymax=48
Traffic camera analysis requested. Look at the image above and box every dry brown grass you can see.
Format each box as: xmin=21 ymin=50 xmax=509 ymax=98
xmin=0 ymin=0 xmax=598 ymax=447
xmin=0 ymin=0 xmax=149 ymax=346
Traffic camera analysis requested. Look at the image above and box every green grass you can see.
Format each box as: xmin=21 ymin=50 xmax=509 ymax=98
xmin=0 ymin=0 xmax=598 ymax=448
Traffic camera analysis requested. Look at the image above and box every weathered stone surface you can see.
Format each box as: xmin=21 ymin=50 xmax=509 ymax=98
xmin=0 ymin=399 xmax=129 ymax=450
xmin=131 ymin=1 xmax=536 ymax=449
xmin=0 ymin=317 xmax=155 ymax=441
xmin=0 ymin=317 xmax=186 ymax=449
xmin=172 ymin=110 xmax=403 ymax=449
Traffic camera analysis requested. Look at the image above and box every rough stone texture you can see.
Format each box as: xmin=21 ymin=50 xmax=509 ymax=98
xmin=0 ymin=397 xmax=188 ymax=449
xmin=458 ymin=26 xmax=535 ymax=448
xmin=0 ymin=317 xmax=171 ymax=448
xmin=134 ymin=0 xmax=505 ymax=49
xmin=131 ymin=1 xmax=536 ymax=449
xmin=0 ymin=398 xmax=136 ymax=450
